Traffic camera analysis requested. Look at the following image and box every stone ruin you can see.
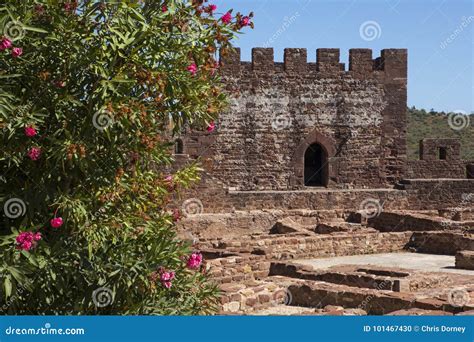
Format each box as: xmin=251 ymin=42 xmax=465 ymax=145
xmin=172 ymin=48 xmax=474 ymax=315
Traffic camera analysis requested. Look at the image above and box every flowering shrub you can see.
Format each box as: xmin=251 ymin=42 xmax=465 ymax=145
xmin=0 ymin=0 xmax=251 ymax=314
xmin=187 ymin=252 xmax=203 ymax=270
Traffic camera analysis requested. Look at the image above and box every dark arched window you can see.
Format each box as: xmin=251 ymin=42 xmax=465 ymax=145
xmin=304 ymin=143 xmax=327 ymax=186
xmin=175 ymin=139 xmax=184 ymax=154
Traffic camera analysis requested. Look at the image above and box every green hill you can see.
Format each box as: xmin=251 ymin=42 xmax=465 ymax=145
xmin=407 ymin=107 xmax=474 ymax=160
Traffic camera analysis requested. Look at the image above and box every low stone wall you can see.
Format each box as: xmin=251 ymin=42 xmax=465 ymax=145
xmin=287 ymin=281 xmax=469 ymax=315
xmin=270 ymin=262 xmax=399 ymax=291
xmin=177 ymin=209 xmax=349 ymax=238
xmin=455 ymin=251 xmax=474 ymax=270
xmin=224 ymin=189 xmax=408 ymax=212
xmin=270 ymin=262 xmax=454 ymax=294
xmin=219 ymin=281 xmax=287 ymax=314
xmin=206 ymin=254 xmax=270 ymax=284
xmin=199 ymin=231 xmax=413 ymax=260
xmin=179 ymin=178 xmax=474 ymax=213
xmin=406 ymin=160 xmax=466 ymax=179
xmin=367 ymin=211 xmax=473 ymax=232
xmin=403 ymin=179 xmax=474 ymax=210
xmin=408 ymin=232 xmax=474 ymax=255
xmin=439 ymin=207 xmax=474 ymax=221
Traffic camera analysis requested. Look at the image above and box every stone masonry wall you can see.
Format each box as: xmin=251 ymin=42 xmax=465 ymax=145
xmin=181 ymin=48 xmax=407 ymax=190
xmin=175 ymin=178 xmax=474 ymax=214
xmin=408 ymin=231 xmax=474 ymax=255
xmin=406 ymin=160 xmax=466 ymax=179
xmin=198 ymin=231 xmax=413 ymax=260
xmin=406 ymin=139 xmax=468 ymax=179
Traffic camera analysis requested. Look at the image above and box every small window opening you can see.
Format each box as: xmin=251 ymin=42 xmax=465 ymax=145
xmin=438 ymin=147 xmax=447 ymax=160
xmin=175 ymin=139 xmax=184 ymax=154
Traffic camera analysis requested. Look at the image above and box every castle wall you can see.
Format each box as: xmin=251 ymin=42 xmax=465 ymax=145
xmin=406 ymin=139 xmax=470 ymax=179
xmin=177 ymin=178 xmax=474 ymax=214
xmin=183 ymin=48 xmax=407 ymax=190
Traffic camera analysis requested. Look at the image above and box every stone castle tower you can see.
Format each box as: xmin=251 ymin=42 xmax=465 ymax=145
xmin=179 ymin=48 xmax=408 ymax=190
xmin=173 ymin=47 xmax=471 ymax=213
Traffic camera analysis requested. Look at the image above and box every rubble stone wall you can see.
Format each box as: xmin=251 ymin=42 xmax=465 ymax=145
xmin=181 ymin=48 xmax=408 ymax=190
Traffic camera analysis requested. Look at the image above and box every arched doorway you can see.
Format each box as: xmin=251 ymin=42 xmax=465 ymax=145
xmin=304 ymin=143 xmax=327 ymax=186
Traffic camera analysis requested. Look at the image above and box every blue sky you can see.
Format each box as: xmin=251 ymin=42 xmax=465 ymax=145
xmin=215 ymin=0 xmax=473 ymax=113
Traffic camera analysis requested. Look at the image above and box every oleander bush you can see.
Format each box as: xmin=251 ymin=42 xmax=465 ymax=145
xmin=0 ymin=0 xmax=251 ymax=314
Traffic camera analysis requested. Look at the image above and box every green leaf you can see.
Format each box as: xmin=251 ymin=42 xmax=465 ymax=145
xmin=22 ymin=25 xmax=48 ymax=34
xmin=0 ymin=74 xmax=22 ymax=79
xmin=4 ymin=276 xmax=12 ymax=299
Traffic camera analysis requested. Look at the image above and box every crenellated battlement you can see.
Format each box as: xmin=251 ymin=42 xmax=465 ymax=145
xmin=220 ymin=47 xmax=407 ymax=80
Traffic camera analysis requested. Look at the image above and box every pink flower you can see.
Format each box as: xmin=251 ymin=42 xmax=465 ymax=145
xmin=16 ymin=232 xmax=41 ymax=251
xmin=187 ymin=63 xmax=198 ymax=76
xmin=50 ymin=217 xmax=63 ymax=228
xmin=0 ymin=38 xmax=12 ymax=51
xmin=240 ymin=16 xmax=251 ymax=27
xmin=16 ymin=234 xmax=25 ymax=244
xmin=187 ymin=252 xmax=203 ymax=269
xmin=159 ymin=269 xmax=175 ymax=288
xmin=160 ymin=271 xmax=175 ymax=282
xmin=11 ymin=47 xmax=22 ymax=58
xmin=24 ymin=126 xmax=37 ymax=137
xmin=162 ymin=5 xmax=167 ymax=12
xmin=164 ymin=175 xmax=175 ymax=191
xmin=27 ymin=147 xmax=41 ymax=161
xmin=221 ymin=12 xmax=232 ymax=24
xmin=206 ymin=121 xmax=216 ymax=133
xmin=205 ymin=4 xmax=217 ymax=14
xmin=22 ymin=240 xmax=32 ymax=250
